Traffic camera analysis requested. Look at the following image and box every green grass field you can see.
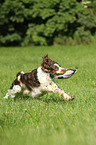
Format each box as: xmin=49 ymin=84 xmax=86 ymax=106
xmin=0 ymin=44 xmax=96 ymax=145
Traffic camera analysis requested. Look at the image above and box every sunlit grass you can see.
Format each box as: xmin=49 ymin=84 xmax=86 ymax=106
xmin=0 ymin=44 xmax=96 ymax=145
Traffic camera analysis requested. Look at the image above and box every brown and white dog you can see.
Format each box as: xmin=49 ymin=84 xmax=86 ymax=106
xmin=4 ymin=55 xmax=77 ymax=101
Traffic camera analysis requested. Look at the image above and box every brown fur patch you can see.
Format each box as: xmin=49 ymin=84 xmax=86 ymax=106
xmin=10 ymin=69 xmax=40 ymax=90
xmin=41 ymin=55 xmax=57 ymax=73
xmin=20 ymin=69 xmax=40 ymax=90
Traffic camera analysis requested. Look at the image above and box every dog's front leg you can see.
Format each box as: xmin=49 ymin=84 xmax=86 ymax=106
xmin=58 ymin=90 xmax=74 ymax=101
xmin=43 ymin=82 xmax=74 ymax=101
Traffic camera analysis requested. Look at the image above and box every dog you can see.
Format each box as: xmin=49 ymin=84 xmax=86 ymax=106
xmin=4 ymin=55 xmax=77 ymax=101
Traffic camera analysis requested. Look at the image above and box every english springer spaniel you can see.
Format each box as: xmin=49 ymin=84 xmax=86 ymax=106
xmin=4 ymin=55 xmax=77 ymax=101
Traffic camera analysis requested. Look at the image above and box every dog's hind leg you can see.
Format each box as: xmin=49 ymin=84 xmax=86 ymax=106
xmin=3 ymin=89 xmax=13 ymax=99
xmin=3 ymin=85 xmax=22 ymax=99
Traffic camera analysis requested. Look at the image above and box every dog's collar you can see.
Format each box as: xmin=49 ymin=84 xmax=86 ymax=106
xmin=50 ymin=73 xmax=55 ymax=79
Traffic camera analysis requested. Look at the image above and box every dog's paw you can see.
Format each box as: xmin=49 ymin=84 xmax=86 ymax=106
xmin=3 ymin=96 xmax=8 ymax=99
xmin=67 ymin=97 xmax=74 ymax=101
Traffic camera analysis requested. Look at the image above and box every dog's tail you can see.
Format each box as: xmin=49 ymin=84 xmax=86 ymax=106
xmin=16 ymin=71 xmax=24 ymax=77
xmin=16 ymin=71 xmax=24 ymax=81
xmin=9 ymin=71 xmax=24 ymax=89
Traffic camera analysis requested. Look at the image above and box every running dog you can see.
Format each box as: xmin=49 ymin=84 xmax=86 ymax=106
xmin=4 ymin=55 xmax=77 ymax=101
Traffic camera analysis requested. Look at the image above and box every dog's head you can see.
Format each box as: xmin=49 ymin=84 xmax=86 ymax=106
xmin=41 ymin=55 xmax=77 ymax=79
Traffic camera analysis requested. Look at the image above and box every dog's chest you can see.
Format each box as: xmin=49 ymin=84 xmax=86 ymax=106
xmin=37 ymin=67 xmax=52 ymax=85
xmin=29 ymin=67 xmax=53 ymax=97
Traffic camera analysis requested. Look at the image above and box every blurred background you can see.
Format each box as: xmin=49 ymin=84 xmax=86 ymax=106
xmin=0 ymin=0 xmax=96 ymax=46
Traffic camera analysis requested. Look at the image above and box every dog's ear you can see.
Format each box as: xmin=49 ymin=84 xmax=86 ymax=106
xmin=43 ymin=54 xmax=48 ymax=59
xmin=43 ymin=54 xmax=48 ymax=60
xmin=45 ymin=54 xmax=48 ymax=58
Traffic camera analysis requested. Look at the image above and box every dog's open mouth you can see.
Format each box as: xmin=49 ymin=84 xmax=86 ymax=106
xmin=56 ymin=68 xmax=77 ymax=79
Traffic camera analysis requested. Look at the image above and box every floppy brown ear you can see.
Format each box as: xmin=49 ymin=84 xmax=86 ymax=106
xmin=42 ymin=54 xmax=48 ymax=61
xmin=45 ymin=54 xmax=48 ymax=58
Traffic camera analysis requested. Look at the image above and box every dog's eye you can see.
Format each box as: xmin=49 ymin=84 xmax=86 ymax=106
xmin=55 ymin=66 xmax=59 ymax=70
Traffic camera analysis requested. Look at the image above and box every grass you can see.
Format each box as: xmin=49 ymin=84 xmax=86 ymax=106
xmin=0 ymin=44 xmax=96 ymax=145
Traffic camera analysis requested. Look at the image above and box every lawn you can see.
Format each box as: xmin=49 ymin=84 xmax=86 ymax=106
xmin=0 ymin=44 xmax=96 ymax=145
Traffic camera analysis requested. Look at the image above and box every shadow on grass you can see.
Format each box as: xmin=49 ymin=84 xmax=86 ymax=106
xmin=3 ymin=93 xmax=75 ymax=104
xmin=20 ymin=93 xmax=74 ymax=104
xmin=0 ymin=119 xmax=5 ymax=128
xmin=35 ymin=96 xmax=65 ymax=104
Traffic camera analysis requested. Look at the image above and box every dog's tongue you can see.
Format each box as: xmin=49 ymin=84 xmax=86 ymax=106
xmin=57 ymin=67 xmax=78 ymax=79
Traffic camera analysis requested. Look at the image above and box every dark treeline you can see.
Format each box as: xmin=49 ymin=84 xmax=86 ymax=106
xmin=0 ymin=0 xmax=96 ymax=46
